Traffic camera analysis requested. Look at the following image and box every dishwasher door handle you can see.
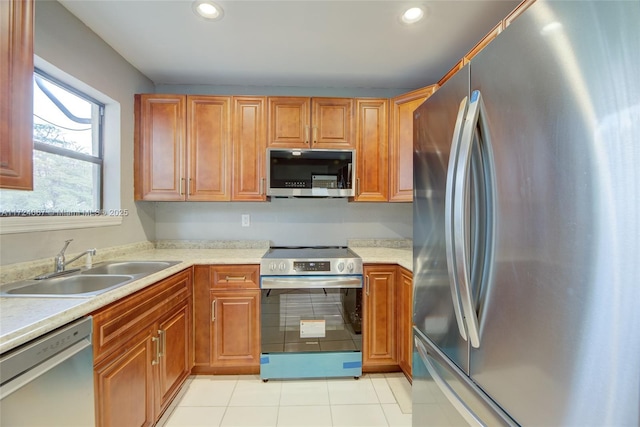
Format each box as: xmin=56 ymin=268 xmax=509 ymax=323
xmin=0 ymin=339 xmax=91 ymax=400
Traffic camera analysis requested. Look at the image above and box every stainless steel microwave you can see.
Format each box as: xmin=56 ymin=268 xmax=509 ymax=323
xmin=266 ymin=148 xmax=355 ymax=197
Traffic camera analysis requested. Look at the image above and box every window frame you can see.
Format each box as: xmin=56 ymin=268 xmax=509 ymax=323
xmin=0 ymin=58 xmax=123 ymax=234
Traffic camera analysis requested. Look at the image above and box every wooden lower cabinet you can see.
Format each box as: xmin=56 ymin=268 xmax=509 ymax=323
xmin=156 ymin=304 xmax=191 ymax=412
xmin=94 ymin=329 xmax=155 ymax=427
xmin=210 ymin=290 xmax=260 ymax=367
xmin=362 ymin=264 xmax=397 ymax=371
xmin=193 ymin=265 xmax=261 ymax=374
xmin=397 ymin=267 xmax=413 ymax=380
xmin=92 ymin=269 xmax=193 ymax=427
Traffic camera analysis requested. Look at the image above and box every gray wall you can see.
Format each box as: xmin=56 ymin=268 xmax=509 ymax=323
xmin=152 ymin=198 xmax=412 ymax=246
xmin=155 ymin=84 xmax=410 ymax=99
xmin=0 ymin=1 xmax=155 ymax=265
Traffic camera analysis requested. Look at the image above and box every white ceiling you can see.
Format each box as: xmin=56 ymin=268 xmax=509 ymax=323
xmin=58 ymin=0 xmax=521 ymax=91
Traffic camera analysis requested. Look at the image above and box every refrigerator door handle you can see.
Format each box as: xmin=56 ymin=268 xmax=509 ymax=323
xmin=444 ymin=96 xmax=470 ymax=342
xmin=415 ymin=336 xmax=485 ymax=427
xmin=454 ymin=90 xmax=493 ymax=349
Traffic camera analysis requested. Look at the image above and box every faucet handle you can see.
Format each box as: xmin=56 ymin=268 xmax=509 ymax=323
xmin=58 ymin=239 xmax=73 ymax=256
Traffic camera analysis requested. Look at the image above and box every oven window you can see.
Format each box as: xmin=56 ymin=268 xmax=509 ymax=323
xmin=261 ymin=288 xmax=362 ymax=353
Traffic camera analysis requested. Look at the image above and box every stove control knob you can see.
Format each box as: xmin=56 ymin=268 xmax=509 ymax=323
xmin=279 ymin=261 xmax=287 ymax=272
xmin=347 ymin=262 xmax=354 ymax=272
xmin=337 ymin=262 xmax=345 ymax=272
xmin=269 ymin=262 xmax=277 ymax=272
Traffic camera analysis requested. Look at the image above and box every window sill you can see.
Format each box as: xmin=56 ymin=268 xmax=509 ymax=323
xmin=0 ymin=215 xmax=123 ymax=235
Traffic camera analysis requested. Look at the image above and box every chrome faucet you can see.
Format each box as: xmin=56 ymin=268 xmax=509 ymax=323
xmin=35 ymin=239 xmax=97 ymax=280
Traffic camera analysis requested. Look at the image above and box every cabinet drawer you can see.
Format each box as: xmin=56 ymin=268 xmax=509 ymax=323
xmin=92 ymin=269 xmax=192 ymax=363
xmin=210 ymin=265 xmax=259 ymax=289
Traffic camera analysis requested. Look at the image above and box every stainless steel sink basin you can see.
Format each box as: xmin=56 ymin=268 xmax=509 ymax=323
xmin=2 ymin=275 xmax=135 ymax=298
xmin=0 ymin=260 xmax=182 ymax=298
xmin=82 ymin=261 xmax=179 ymax=275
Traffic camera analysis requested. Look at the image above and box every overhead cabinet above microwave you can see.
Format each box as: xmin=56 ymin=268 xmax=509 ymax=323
xmin=267 ymin=97 xmax=354 ymax=149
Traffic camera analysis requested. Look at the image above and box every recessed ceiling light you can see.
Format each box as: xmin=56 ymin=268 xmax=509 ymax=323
xmin=401 ymin=7 xmax=425 ymax=24
xmin=192 ymin=0 xmax=224 ymax=21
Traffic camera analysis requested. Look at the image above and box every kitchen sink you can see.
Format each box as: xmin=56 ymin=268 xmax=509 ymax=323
xmin=1 ymin=275 xmax=135 ymax=297
xmin=82 ymin=261 xmax=179 ymax=275
xmin=0 ymin=260 xmax=182 ymax=298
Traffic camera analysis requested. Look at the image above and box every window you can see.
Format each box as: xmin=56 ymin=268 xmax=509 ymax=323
xmin=0 ymin=69 xmax=104 ymax=216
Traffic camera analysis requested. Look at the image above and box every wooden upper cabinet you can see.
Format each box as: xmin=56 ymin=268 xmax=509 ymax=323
xmin=389 ymin=85 xmax=437 ymax=202
xmin=354 ymin=98 xmax=388 ymax=202
xmin=135 ymin=94 xmax=235 ymax=201
xmin=232 ymin=96 xmax=267 ymax=201
xmin=187 ymin=96 xmax=231 ymax=201
xmin=267 ymin=97 xmax=354 ymax=149
xmin=0 ymin=0 xmax=34 ymax=190
xmin=267 ymin=97 xmax=310 ymax=148
xmin=135 ymin=94 xmax=186 ymax=201
xmin=310 ymin=98 xmax=354 ymax=148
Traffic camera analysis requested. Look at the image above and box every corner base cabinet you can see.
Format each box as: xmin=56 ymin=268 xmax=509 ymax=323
xmin=193 ymin=265 xmax=261 ymax=374
xmin=92 ymin=269 xmax=193 ymax=427
xmin=397 ymin=267 xmax=413 ymax=380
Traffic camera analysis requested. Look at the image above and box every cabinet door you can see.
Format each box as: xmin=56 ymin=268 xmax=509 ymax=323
xmin=210 ymin=290 xmax=260 ymax=368
xmin=232 ymin=96 xmax=267 ymax=201
xmin=95 ymin=330 xmax=155 ymax=427
xmin=135 ymin=94 xmax=186 ymax=201
xmin=0 ymin=0 xmax=33 ymax=190
xmin=363 ymin=265 xmax=397 ymax=370
xmin=355 ymin=99 xmax=388 ymax=201
xmin=397 ymin=267 xmax=413 ymax=379
xmin=187 ymin=96 xmax=231 ymax=201
xmin=310 ymin=98 xmax=354 ymax=149
xmin=267 ymin=97 xmax=310 ymax=148
xmin=389 ymin=86 xmax=437 ymax=202
xmin=156 ymin=303 xmax=191 ymax=415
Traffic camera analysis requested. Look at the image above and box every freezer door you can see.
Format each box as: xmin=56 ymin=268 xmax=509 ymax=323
xmin=467 ymin=1 xmax=640 ymax=426
xmin=412 ymin=328 xmax=516 ymax=427
xmin=413 ymin=65 xmax=471 ymax=372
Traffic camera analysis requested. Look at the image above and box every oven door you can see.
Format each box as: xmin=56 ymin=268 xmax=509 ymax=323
xmin=260 ymin=275 xmax=363 ymax=380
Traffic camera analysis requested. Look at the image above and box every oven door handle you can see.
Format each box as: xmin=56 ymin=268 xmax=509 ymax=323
xmin=261 ymin=276 xmax=362 ymax=289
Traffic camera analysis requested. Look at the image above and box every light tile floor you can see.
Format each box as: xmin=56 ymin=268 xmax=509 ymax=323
xmin=157 ymin=373 xmax=412 ymax=427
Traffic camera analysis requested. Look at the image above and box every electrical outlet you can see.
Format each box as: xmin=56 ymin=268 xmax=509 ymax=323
xmin=241 ymin=214 xmax=250 ymax=227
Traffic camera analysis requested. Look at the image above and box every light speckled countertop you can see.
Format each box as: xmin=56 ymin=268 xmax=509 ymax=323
xmin=0 ymin=242 xmax=412 ymax=354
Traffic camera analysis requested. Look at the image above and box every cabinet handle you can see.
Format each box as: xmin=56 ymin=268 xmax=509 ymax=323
xmin=158 ymin=329 xmax=165 ymax=358
xmin=304 ymin=126 xmax=310 ymax=144
xmin=225 ymin=275 xmax=246 ymax=281
xmin=188 ymin=178 xmax=193 ymax=196
xmin=356 ymin=178 xmax=361 ymax=197
xmin=151 ymin=336 xmax=160 ymax=365
xmin=259 ymin=178 xmax=265 ymax=195
xmin=212 ymin=299 xmax=217 ymax=322
xmin=312 ymin=126 xmax=318 ymax=144
xmin=365 ymin=276 xmax=370 ymax=296
xmin=180 ymin=177 xmax=185 ymax=196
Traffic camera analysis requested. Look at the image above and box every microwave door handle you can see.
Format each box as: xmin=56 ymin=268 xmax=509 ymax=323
xmin=445 ymin=96 xmax=470 ymax=342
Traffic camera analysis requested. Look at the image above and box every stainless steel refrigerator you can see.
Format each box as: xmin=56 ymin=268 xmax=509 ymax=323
xmin=412 ymin=1 xmax=640 ymax=425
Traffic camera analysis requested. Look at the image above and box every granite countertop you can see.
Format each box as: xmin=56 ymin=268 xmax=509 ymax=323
xmin=0 ymin=241 xmax=413 ymax=355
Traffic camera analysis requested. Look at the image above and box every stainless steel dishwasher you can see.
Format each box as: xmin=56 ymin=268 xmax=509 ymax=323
xmin=0 ymin=316 xmax=95 ymax=426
